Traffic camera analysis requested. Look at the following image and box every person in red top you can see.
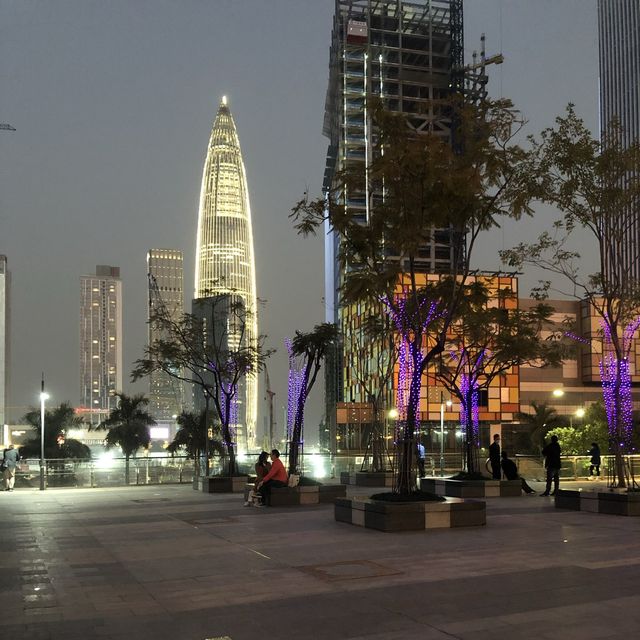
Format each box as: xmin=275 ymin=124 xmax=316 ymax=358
xmin=257 ymin=449 xmax=288 ymax=506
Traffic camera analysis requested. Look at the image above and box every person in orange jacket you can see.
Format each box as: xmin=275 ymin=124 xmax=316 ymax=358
xmin=257 ymin=449 xmax=288 ymax=506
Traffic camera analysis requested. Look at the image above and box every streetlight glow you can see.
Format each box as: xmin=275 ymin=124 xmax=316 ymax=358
xmin=388 ymin=408 xmax=399 ymax=420
xmin=575 ymin=408 xmax=585 ymax=418
xmin=552 ymin=389 xmax=565 ymax=398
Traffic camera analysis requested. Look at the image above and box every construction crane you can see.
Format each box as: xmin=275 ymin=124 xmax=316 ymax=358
xmin=264 ymin=364 xmax=275 ymax=450
xmin=0 ymin=124 xmax=16 ymax=131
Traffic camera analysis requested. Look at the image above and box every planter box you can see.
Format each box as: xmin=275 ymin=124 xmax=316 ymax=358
xmin=340 ymin=472 xmax=395 ymax=487
xmin=269 ymin=484 xmax=347 ymax=507
xmin=198 ymin=475 xmax=248 ymax=493
xmin=420 ymin=477 xmax=522 ymax=498
xmin=335 ymin=496 xmax=486 ymax=532
xmin=555 ymin=489 xmax=640 ymax=516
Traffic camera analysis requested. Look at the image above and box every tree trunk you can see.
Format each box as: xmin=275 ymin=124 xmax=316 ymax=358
xmin=125 ymin=454 xmax=130 ymax=486
xmin=462 ymin=390 xmax=478 ymax=474
xmin=288 ymin=390 xmax=306 ymax=475
xmin=221 ymin=394 xmax=237 ymax=476
xmin=204 ymin=395 xmax=210 ymax=477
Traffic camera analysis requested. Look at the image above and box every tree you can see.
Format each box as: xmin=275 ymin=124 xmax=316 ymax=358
xmin=501 ymin=106 xmax=640 ymax=487
xmin=292 ymin=99 xmax=537 ymax=494
xmin=132 ymin=294 xmax=272 ymax=476
xmin=436 ymin=280 xmax=566 ymax=473
xmin=20 ymin=403 xmax=91 ymax=460
xmin=167 ymin=411 xmax=226 ymax=474
xmin=547 ymin=402 xmax=609 ymax=456
xmin=515 ymin=401 xmax=560 ymax=453
xmin=96 ymin=393 xmax=155 ymax=485
xmin=287 ymin=323 xmax=338 ymax=476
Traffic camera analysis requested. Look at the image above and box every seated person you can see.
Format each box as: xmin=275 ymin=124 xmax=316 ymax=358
xmin=501 ymin=451 xmax=535 ymax=494
xmin=245 ymin=451 xmax=271 ymax=506
xmin=256 ymin=449 xmax=288 ymax=506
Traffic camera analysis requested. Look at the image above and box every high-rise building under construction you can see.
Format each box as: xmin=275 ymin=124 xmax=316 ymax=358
xmin=194 ymin=97 xmax=258 ymax=452
xmin=322 ymin=0 xmax=464 ymax=440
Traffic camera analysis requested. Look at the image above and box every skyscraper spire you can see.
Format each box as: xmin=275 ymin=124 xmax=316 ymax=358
xmin=194 ymin=97 xmax=258 ymax=451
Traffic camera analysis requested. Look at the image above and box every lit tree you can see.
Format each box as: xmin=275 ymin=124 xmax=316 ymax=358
xmin=501 ymin=106 xmax=640 ymax=487
xmin=132 ymin=294 xmax=272 ymax=477
xmin=292 ymin=99 xmax=537 ymax=494
xmin=287 ymin=323 xmax=338 ymax=476
xmin=436 ymin=279 xmax=566 ymax=474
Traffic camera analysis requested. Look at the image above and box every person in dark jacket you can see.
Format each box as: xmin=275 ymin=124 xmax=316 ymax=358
xmin=588 ymin=442 xmax=601 ymax=478
xmin=2 ymin=445 xmax=20 ymax=491
xmin=489 ymin=434 xmax=501 ymax=480
xmin=541 ymin=435 xmax=562 ymax=496
xmin=501 ymin=451 xmax=535 ymax=494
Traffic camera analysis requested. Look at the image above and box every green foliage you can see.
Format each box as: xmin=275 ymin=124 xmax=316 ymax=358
xmin=96 ymin=393 xmax=155 ymax=459
xmin=167 ymin=411 xmax=225 ymax=459
xmin=547 ymin=402 xmax=609 ymax=455
xmin=516 ymin=401 xmax=560 ymax=453
xmin=20 ymin=402 xmax=91 ymax=460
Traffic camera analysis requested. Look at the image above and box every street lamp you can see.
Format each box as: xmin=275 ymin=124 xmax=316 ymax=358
xmin=570 ymin=407 xmax=585 ymax=428
xmin=552 ymin=388 xmax=565 ymax=398
xmin=440 ymin=395 xmax=453 ymax=476
xmin=39 ymin=378 xmax=50 ymax=491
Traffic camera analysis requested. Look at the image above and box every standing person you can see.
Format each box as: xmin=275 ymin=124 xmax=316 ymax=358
xmin=416 ymin=442 xmax=426 ymax=478
xmin=256 ymin=449 xmax=288 ymax=506
xmin=588 ymin=442 xmax=601 ymax=478
xmin=489 ymin=434 xmax=501 ymax=480
xmin=2 ymin=445 xmax=20 ymax=492
xmin=541 ymin=435 xmax=562 ymax=496
xmin=245 ymin=451 xmax=271 ymax=506
xmin=501 ymin=451 xmax=535 ymax=494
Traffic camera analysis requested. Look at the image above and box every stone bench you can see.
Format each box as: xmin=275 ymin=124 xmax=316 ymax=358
xmin=264 ymin=484 xmax=347 ymax=507
xmin=198 ymin=475 xmax=248 ymax=493
xmin=340 ymin=472 xmax=395 ymax=487
xmin=421 ymin=477 xmax=522 ymax=498
xmin=335 ymin=496 xmax=486 ymax=532
xmin=555 ymin=489 xmax=640 ymax=516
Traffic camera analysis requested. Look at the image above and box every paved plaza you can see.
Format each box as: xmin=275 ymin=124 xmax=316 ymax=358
xmin=1 ymin=479 xmax=639 ymax=640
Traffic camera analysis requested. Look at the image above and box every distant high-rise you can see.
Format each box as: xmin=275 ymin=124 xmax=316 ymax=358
xmin=147 ymin=249 xmax=184 ymax=420
xmin=80 ymin=265 xmax=122 ymax=425
xmin=598 ymin=0 xmax=640 ymax=283
xmin=194 ymin=97 xmax=258 ymax=451
xmin=0 ymin=256 xmax=9 ymax=429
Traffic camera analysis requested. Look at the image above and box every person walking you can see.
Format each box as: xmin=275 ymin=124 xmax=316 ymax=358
xmin=489 ymin=434 xmax=501 ymax=480
xmin=416 ymin=442 xmax=426 ymax=478
xmin=501 ymin=451 xmax=535 ymax=494
xmin=541 ymin=435 xmax=562 ymax=496
xmin=2 ymin=445 xmax=20 ymax=491
xmin=588 ymin=442 xmax=601 ymax=478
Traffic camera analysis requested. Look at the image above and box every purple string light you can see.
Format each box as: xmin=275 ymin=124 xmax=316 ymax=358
xmin=285 ymin=338 xmax=305 ymax=441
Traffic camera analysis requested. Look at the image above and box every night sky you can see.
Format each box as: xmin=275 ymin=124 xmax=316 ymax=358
xmin=1 ymin=0 xmax=599 ymax=440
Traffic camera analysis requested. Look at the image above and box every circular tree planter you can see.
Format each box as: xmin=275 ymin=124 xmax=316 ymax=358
xmin=335 ymin=495 xmax=486 ymax=532
xmin=420 ymin=477 xmax=522 ymax=498
xmin=198 ymin=475 xmax=248 ymax=493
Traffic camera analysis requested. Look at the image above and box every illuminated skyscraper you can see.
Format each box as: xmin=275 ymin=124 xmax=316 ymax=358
xmin=0 ymin=256 xmax=9 ymax=429
xmin=194 ymin=97 xmax=257 ymax=451
xmin=80 ymin=265 xmax=122 ymax=425
xmin=148 ymin=249 xmax=184 ymax=420
xmin=598 ymin=0 xmax=640 ymax=283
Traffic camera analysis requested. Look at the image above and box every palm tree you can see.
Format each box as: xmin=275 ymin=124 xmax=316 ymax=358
xmin=20 ymin=402 xmax=91 ymax=460
xmin=96 ymin=393 xmax=156 ymax=484
xmin=515 ymin=401 xmax=559 ymax=453
xmin=167 ymin=411 xmax=225 ymax=476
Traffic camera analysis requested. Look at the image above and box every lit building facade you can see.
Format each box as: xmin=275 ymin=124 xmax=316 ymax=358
xmin=0 ymin=256 xmax=9 ymax=429
xmin=194 ymin=97 xmax=257 ymax=451
xmin=79 ymin=265 xmax=122 ymax=426
xmin=148 ymin=249 xmax=184 ymax=420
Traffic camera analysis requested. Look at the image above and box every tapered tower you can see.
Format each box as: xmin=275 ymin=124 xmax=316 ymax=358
xmin=194 ymin=97 xmax=258 ymax=451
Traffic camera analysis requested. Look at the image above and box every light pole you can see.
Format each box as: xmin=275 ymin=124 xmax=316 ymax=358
xmin=440 ymin=394 xmax=453 ymax=476
xmin=570 ymin=407 xmax=585 ymax=428
xmin=39 ymin=376 xmax=50 ymax=491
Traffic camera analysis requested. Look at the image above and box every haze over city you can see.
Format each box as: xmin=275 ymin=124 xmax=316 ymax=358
xmin=1 ymin=0 xmax=599 ymax=436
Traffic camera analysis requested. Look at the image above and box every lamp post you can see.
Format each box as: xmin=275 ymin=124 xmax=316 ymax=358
xmin=439 ymin=394 xmax=453 ymax=476
xmin=570 ymin=407 xmax=585 ymax=429
xmin=39 ymin=376 xmax=50 ymax=491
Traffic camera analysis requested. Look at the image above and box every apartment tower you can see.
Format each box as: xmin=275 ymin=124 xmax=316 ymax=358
xmin=148 ymin=249 xmax=184 ymax=420
xmin=598 ymin=0 xmax=640 ymax=283
xmin=80 ymin=265 xmax=123 ymax=426
xmin=194 ymin=97 xmax=258 ymax=452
